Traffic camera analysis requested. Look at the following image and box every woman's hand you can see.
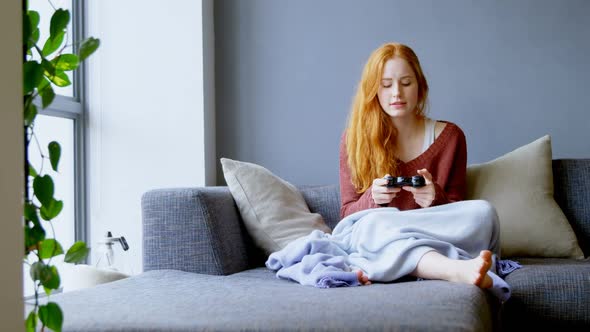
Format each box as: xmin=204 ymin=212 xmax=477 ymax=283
xmin=402 ymin=169 xmax=436 ymax=208
xmin=372 ymin=174 xmax=401 ymax=206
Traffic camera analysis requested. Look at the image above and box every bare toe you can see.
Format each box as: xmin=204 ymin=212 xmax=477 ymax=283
xmin=474 ymin=251 xmax=493 ymax=287
xmin=479 ymin=274 xmax=493 ymax=289
xmin=479 ymin=251 xmax=492 ymax=274
xmin=480 ymin=250 xmax=492 ymax=265
xmin=355 ymin=270 xmax=371 ymax=286
xmin=355 ymin=270 xmax=364 ymax=284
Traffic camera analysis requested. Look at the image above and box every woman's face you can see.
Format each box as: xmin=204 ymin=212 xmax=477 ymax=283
xmin=377 ymin=57 xmax=419 ymax=119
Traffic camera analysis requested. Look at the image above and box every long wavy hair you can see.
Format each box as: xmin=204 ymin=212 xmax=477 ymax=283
xmin=345 ymin=42 xmax=429 ymax=193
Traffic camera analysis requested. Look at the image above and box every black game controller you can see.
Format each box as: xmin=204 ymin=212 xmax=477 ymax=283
xmin=385 ymin=175 xmax=426 ymax=188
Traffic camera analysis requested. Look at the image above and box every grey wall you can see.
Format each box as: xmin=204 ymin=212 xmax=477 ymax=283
xmin=0 ymin=0 xmax=24 ymax=329
xmin=215 ymin=0 xmax=590 ymax=185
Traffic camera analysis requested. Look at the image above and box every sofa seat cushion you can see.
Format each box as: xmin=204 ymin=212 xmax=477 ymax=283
xmin=502 ymin=257 xmax=590 ymax=330
xmin=51 ymin=268 xmax=498 ymax=332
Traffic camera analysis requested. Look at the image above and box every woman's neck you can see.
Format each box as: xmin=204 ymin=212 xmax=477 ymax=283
xmin=390 ymin=114 xmax=426 ymax=163
xmin=391 ymin=115 xmax=424 ymax=143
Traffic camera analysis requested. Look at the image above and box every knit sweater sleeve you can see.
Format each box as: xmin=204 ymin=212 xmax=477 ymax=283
xmin=339 ymin=135 xmax=380 ymax=218
xmin=431 ymin=126 xmax=467 ymax=206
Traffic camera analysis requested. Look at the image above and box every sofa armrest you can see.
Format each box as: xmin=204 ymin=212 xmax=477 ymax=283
xmin=141 ymin=187 xmax=249 ymax=275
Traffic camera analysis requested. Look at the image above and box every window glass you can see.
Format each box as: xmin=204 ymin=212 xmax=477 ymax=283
xmin=24 ymin=115 xmax=76 ymax=297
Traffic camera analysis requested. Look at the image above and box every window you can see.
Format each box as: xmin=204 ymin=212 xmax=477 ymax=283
xmin=24 ymin=0 xmax=88 ymax=297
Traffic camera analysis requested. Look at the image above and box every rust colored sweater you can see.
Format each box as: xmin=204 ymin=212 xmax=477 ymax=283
xmin=339 ymin=121 xmax=467 ymax=218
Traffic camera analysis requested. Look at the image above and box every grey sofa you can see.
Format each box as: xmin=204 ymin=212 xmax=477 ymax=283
xmin=52 ymin=159 xmax=589 ymax=331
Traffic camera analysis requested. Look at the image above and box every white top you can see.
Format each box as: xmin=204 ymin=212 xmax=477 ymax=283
xmin=422 ymin=117 xmax=436 ymax=153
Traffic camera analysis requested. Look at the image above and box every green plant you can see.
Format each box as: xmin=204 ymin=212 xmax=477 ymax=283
xmin=23 ymin=1 xmax=99 ymax=331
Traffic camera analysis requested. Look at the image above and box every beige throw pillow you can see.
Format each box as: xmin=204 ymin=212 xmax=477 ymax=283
xmin=221 ymin=158 xmax=331 ymax=255
xmin=466 ymin=135 xmax=583 ymax=258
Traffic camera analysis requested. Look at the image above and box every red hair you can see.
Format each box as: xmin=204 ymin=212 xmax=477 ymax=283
xmin=345 ymin=42 xmax=429 ymax=193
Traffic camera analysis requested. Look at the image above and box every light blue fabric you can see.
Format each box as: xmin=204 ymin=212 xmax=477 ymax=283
xmin=497 ymin=259 xmax=522 ymax=277
xmin=268 ymin=232 xmax=360 ymax=287
xmin=266 ymin=200 xmax=513 ymax=301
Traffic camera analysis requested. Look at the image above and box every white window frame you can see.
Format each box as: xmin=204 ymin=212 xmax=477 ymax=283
xmin=36 ymin=0 xmax=88 ymax=260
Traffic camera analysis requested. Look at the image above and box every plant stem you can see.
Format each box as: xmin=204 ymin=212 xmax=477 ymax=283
xmin=25 ymin=126 xmax=30 ymax=203
xmin=23 ymin=0 xmax=30 ymax=211
xmin=32 ymin=130 xmax=46 ymax=174
xmin=34 ymin=282 xmax=39 ymax=316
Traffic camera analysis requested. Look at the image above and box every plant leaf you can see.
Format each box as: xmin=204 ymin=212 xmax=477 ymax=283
xmin=28 ymin=11 xmax=40 ymax=32
xmin=42 ymin=30 xmax=65 ymax=57
xmin=40 ymin=84 xmax=56 ymax=109
xmin=40 ymin=199 xmax=63 ymax=221
xmin=52 ymin=54 xmax=79 ymax=71
xmin=48 ymin=141 xmax=61 ymax=171
xmin=39 ymin=239 xmax=64 ymax=259
xmin=28 ymin=162 xmax=38 ymax=177
xmin=64 ymin=241 xmax=90 ymax=263
xmin=33 ymin=175 xmax=54 ymax=206
xmin=23 ymin=61 xmax=44 ymax=94
xmin=24 ymin=203 xmax=39 ymax=224
xmin=79 ymin=37 xmax=100 ymax=61
xmin=24 ymin=203 xmax=44 ymax=253
xmin=32 ymin=224 xmax=47 ymax=241
xmin=49 ymin=9 xmax=70 ymax=39
xmin=42 ymin=59 xmax=56 ymax=77
xmin=31 ymin=262 xmax=61 ymax=290
xmin=25 ymin=224 xmax=46 ymax=253
xmin=25 ymin=311 xmax=37 ymax=332
xmin=24 ymin=11 xmax=40 ymax=48
xmin=31 ymin=28 xmax=40 ymax=45
xmin=46 ymin=71 xmax=71 ymax=87
xmin=24 ymin=102 xmax=38 ymax=127
xmin=23 ymin=12 xmax=32 ymax=46
xmin=41 ymin=265 xmax=61 ymax=290
xmin=39 ymin=302 xmax=63 ymax=332
xmin=38 ymin=76 xmax=50 ymax=90
xmin=29 ymin=261 xmax=43 ymax=281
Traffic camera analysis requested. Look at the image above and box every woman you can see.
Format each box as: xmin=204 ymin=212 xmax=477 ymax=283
xmin=340 ymin=42 xmax=497 ymax=288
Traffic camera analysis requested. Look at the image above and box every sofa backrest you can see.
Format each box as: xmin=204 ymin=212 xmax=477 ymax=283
xmin=297 ymin=185 xmax=342 ymax=230
xmin=552 ymin=159 xmax=590 ymax=257
xmin=298 ymin=159 xmax=590 ymax=257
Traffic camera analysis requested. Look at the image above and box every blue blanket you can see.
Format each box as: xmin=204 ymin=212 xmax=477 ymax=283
xmin=266 ymin=201 xmax=520 ymax=302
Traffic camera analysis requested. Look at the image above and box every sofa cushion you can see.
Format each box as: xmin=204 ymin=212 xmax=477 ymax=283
xmin=501 ymin=257 xmax=590 ymax=330
xmin=466 ymin=135 xmax=583 ymax=258
xmin=221 ymin=158 xmax=331 ymax=255
xmin=52 ymin=268 xmax=498 ymax=332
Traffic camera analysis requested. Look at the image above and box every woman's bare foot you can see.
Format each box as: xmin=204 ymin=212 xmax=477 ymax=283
xmin=356 ymin=270 xmax=372 ymax=286
xmin=449 ymin=250 xmax=493 ymax=288
xmin=412 ymin=250 xmax=493 ymax=289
